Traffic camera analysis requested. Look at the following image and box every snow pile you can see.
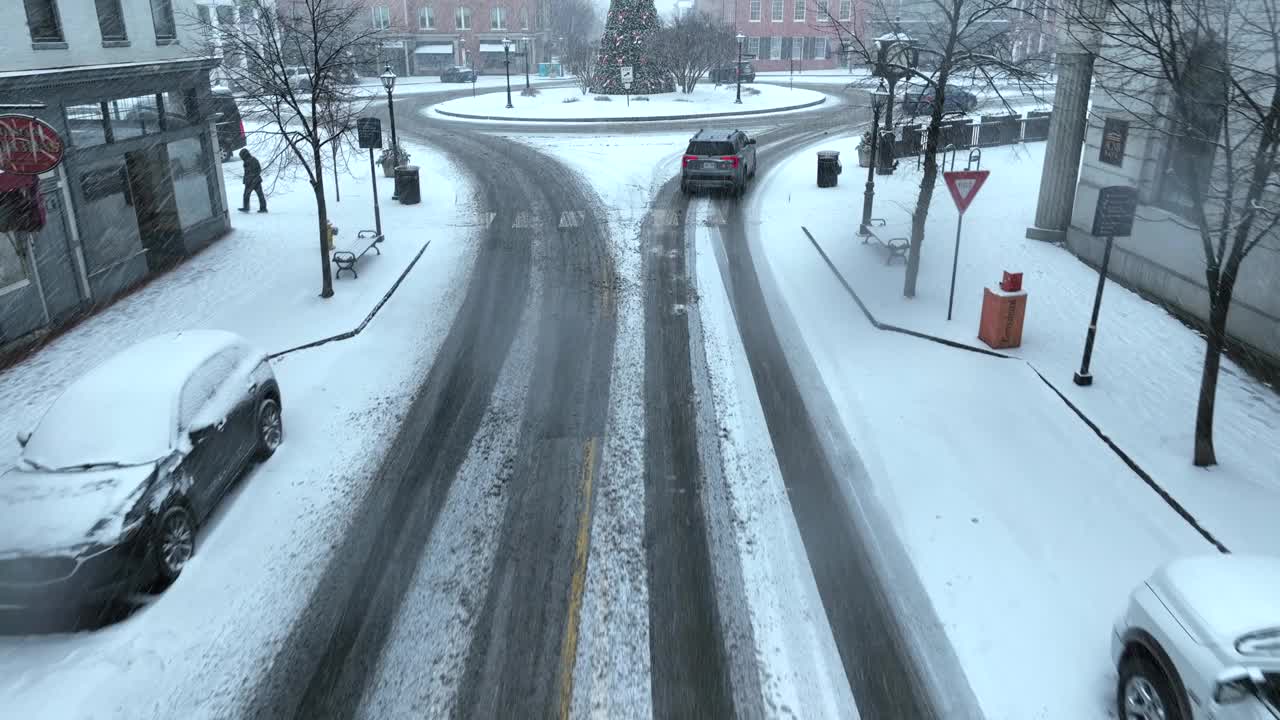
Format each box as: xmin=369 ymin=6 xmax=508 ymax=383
xmin=748 ymin=137 xmax=1278 ymax=718
xmin=431 ymin=84 xmax=826 ymax=121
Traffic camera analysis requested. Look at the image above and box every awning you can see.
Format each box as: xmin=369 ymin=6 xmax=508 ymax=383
xmin=479 ymin=43 xmax=507 ymax=52
xmin=414 ymin=44 xmax=453 ymax=55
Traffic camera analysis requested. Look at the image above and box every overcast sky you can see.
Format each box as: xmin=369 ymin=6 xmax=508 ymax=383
xmin=590 ymin=0 xmax=684 ymax=22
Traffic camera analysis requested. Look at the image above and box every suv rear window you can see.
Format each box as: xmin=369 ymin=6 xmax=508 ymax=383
xmin=687 ymin=141 xmax=734 ymax=156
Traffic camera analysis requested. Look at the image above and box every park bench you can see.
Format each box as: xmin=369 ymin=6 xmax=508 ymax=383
xmin=861 ymin=218 xmax=911 ymax=265
xmin=331 ymin=230 xmax=383 ymax=279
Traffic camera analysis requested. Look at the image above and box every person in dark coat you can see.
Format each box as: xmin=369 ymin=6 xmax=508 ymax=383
xmin=238 ymin=148 xmax=267 ymax=213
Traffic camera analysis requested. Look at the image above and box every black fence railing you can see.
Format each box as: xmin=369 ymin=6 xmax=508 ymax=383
xmin=884 ymin=110 xmax=1053 ymax=169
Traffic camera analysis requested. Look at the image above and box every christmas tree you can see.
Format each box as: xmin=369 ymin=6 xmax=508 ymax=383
xmin=590 ymin=0 xmax=673 ymax=94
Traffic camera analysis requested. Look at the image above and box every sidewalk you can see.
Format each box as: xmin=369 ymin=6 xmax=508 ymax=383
xmin=748 ymin=138 xmax=1280 ymax=719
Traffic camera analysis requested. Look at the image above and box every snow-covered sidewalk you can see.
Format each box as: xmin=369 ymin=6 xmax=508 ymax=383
xmin=0 ymin=136 xmax=480 ymax=718
xmin=746 ymin=137 xmax=1280 ymax=718
xmin=431 ymin=84 xmax=827 ymax=122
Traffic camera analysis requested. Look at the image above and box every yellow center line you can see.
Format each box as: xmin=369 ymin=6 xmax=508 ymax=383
xmin=557 ymin=436 xmax=598 ymax=720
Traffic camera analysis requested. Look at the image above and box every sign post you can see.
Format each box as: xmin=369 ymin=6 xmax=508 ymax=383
xmin=1074 ymin=185 xmax=1137 ymax=386
xmin=620 ymin=64 xmax=633 ymax=107
xmin=357 ymin=117 xmax=384 ymax=239
xmin=942 ymin=169 xmax=990 ymax=320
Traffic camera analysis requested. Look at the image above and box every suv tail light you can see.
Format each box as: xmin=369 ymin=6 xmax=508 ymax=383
xmin=682 ymin=155 xmax=697 ymax=167
xmin=721 ymin=156 xmax=739 ymax=169
xmin=239 ymin=119 xmax=245 ymax=138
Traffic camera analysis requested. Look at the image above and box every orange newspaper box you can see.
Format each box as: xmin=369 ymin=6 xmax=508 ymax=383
xmin=979 ymin=284 xmax=1027 ymax=349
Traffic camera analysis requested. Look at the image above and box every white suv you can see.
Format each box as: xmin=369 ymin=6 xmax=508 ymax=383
xmin=1113 ymin=555 xmax=1280 ymax=720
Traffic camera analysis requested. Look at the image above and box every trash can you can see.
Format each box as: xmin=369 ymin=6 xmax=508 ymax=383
xmin=394 ymin=165 xmax=420 ymax=205
xmin=817 ymin=150 xmax=842 ymax=188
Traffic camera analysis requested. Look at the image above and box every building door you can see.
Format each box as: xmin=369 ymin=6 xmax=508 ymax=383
xmin=124 ymin=146 xmax=183 ymax=273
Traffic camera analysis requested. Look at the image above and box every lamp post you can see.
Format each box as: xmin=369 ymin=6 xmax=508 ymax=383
xmin=380 ymin=63 xmax=400 ymax=199
xmin=522 ymin=36 xmax=532 ymax=94
xmin=735 ymin=33 xmax=745 ymax=104
xmin=503 ymin=37 xmax=514 ymax=108
xmin=860 ymin=82 xmax=888 ymax=236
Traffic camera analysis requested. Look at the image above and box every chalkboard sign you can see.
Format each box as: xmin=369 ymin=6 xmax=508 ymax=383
xmin=1091 ymin=185 xmax=1138 ymax=237
xmin=357 ymin=117 xmax=382 ymax=149
xmin=1099 ymin=118 xmax=1128 ymax=166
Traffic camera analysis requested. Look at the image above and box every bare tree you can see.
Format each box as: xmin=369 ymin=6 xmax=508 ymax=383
xmin=191 ymin=0 xmax=377 ymax=298
xmin=549 ymin=0 xmax=602 ymax=52
xmin=821 ymin=0 xmax=1045 ymax=297
xmin=656 ymin=11 xmax=737 ymax=93
xmin=1065 ymin=0 xmax=1280 ymax=466
xmin=564 ymin=39 xmax=599 ymax=94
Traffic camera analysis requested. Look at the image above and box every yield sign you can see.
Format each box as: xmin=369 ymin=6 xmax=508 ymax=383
xmin=943 ymin=170 xmax=990 ymax=214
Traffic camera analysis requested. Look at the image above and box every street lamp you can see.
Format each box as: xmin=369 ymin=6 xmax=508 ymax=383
xmin=522 ymin=36 xmax=532 ymax=95
xmin=503 ymin=37 xmax=514 ymax=108
xmin=860 ymin=81 xmax=889 ymax=236
xmin=380 ymin=63 xmax=400 ymax=199
xmin=735 ymin=33 xmax=745 ymax=104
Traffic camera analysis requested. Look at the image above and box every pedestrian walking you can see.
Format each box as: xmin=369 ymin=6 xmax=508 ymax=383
xmin=238 ymin=148 xmax=267 ymax=213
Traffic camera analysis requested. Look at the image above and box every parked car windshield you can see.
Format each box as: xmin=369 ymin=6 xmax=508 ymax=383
xmin=23 ymin=385 xmax=172 ymax=471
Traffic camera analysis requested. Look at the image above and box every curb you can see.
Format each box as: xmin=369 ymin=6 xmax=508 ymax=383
xmin=799 ymin=225 xmax=1230 ymax=554
xmin=432 ymin=95 xmax=826 ymax=123
xmin=268 ymin=239 xmax=432 ymax=360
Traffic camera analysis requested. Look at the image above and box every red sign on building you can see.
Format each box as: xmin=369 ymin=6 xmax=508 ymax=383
xmin=0 ymin=115 xmax=66 ymax=176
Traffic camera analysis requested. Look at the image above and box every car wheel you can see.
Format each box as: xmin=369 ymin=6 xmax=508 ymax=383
xmin=255 ymin=396 xmax=284 ymax=459
xmin=154 ymin=504 xmax=196 ymax=586
xmin=748 ymin=160 xmax=756 ymax=179
xmin=1117 ymin=652 xmax=1186 ymax=720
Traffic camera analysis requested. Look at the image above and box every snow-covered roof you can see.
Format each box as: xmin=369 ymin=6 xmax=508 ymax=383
xmin=876 ymin=32 xmax=913 ymax=43
xmin=1150 ymin=554 xmax=1280 ymax=649
xmin=21 ymin=330 xmax=245 ymax=469
xmin=0 ymin=56 xmax=220 ymax=81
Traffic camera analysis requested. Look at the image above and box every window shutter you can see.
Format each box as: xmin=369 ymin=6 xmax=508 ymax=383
xmin=759 ymin=37 xmax=770 ymax=59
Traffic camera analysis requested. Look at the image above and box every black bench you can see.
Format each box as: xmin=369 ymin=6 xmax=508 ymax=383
xmin=861 ymin=218 xmax=911 ymax=265
xmin=332 ymin=230 xmax=383 ymax=279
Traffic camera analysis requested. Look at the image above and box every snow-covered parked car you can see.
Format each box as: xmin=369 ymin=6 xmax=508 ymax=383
xmin=0 ymin=331 xmax=283 ymax=612
xmin=1113 ymin=555 xmax=1280 ymax=720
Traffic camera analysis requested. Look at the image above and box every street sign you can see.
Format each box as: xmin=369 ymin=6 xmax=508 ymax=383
xmin=1091 ymin=185 xmax=1137 ymax=237
xmin=0 ymin=114 xmax=65 ymax=175
xmin=357 ymin=117 xmax=382 ymax=149
xmin=620 ymin=65 xmax=633 ymax=84
xmin=943 ymin=169 xmax=989 ymax=214
xmin=1099 ymin=118 xmax=1128 ymax=166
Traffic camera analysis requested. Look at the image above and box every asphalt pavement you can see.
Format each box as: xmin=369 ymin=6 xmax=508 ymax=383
xmin=244 ymin=80 xmax=979 ymax=719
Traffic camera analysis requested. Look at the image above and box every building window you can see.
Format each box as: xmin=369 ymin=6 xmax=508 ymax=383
xmin=750 ymin=0 xmax=761 ymax=21
xmin=771 ymin=0 xmax=783 ymax=21
xmin=150 ymin=0 xmax=176 ymax=40
xmin=814 ymin=36 xmax=827 ymax=59
xmin=771 ymin=36 xmax=782 ymax=59
xmin=491 ymin=6 xmax=506 ymax=29
xmin=66 ymin=102 xmax=109 ymax=146
xmin=23 ymin=0 xmax=63 ymax=43
xmin=456 ymin=6 xmax=471 ymax=29
xmin=168 ymin=138 xmax=215 ymax=230
xmin=793 ymin=0 xmax=805 ymax=21
xmin=0 ymin=234 xmax=29 ymax=291
xmin=95 ymin=0 xmax=128 ymax=42
xmin=747 ymin=36 xmax=760 ymax=57
xmin=372 ymin=5 xmax=390 ymax=30
xmin=160 ymin=89 xmax=195 ymax=129
xmin=419 ymin=5 xmax=434 ymax=28
xmin=78 ymin=161 xmax=142 ymax=273
xmin=107 ymin=94 xmax=162 ymax=140
xmin=521 ymin=6 xmax=529 ymax=29
xmin=839 ymin=0 xmax=851 ymax=20
xmin=815 ymin=0 xmax=829 ymax=22
xmin=1159 ymin=33 xmax=1228 ymax=218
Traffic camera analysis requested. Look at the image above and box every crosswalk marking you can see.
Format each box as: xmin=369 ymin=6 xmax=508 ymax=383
xmin=558 ymin=210 xmax=585 ymax=228
xmin=512 ymin=211 xmax=540 ymax=229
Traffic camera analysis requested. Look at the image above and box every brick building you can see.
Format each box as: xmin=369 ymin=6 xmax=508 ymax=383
xmin=692 ymin=0 xmax=867 ymax=72
xmin=355 ymin=0 xmax=551 ymax=77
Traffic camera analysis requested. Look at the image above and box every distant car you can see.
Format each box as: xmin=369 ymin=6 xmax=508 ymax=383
xmin=902 ymin=86 xmax=977 ymax=115
xmin=440 ymin=65 xmax=477 ymax=83
xmin=709 ymin=61 xmax=756 ymax=84
xmin=206 ymin=90 xmax=246 ymax=162
xmin=681 ymin=128 xmax=757 ymax=197
xmin=0 ymin=331 xmax=283 ymax=612
xmin=1113 ymin=555 xmax=1280 ymax=720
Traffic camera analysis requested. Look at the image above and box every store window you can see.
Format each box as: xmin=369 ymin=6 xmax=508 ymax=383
xmin=150 ymin=0 xmax=176 ymax=40
xmin=66 ymin=102 xmax=109 ymax=147
xmin=814 ymin=36 xmax=828 ymax=59
xmin=750 ymin=0 xmax=761 ymax=21
xmin=78 ymin=161 xmax=142 ymax=273
xmin=161 ymin=90 xmax=195 ymax=129
xmin=23 ymin=0 xmax=64 ymax=43
xmin=747 ymin=36 xmax=761 ymax=57
xmin=168 ymin=138 xmax=214 ymax=229
xmin=771 ymin=36 xmax=782 ymax=59
xmin=0 ymin=233 xmax=28 ymax=291
xmin=456 ymin=6 xmax=471 ymax=30
xmin=107 ymin=94 xmax=162 ymax=140
xmin=95 ymin=0 xmax=128 ymax=42
xmin=419 ymin=5 xmax=434 ymax=29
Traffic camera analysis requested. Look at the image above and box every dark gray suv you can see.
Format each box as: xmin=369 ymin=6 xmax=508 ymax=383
xmin=681 ymin=129 xmax=758 ymax=196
